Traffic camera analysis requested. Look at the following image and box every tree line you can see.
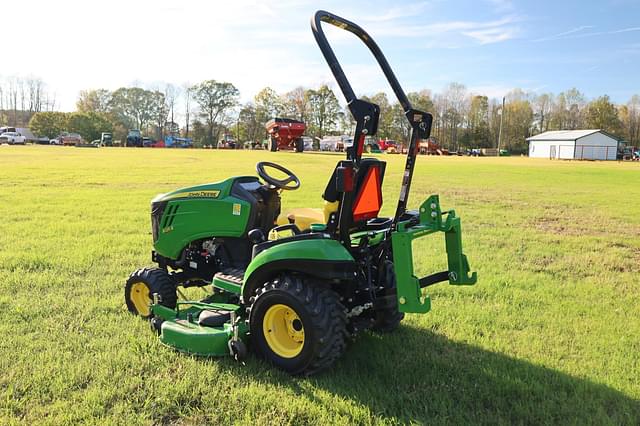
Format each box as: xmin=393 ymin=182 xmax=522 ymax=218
xmin=0 ymin=76 xmax=57 ymax=127
xmin=10 ymin=74 xmax=640 ymax=150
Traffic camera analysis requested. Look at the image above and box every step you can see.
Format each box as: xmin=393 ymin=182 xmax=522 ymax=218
xmin=212 ymin=268 xmax=245 ymax=294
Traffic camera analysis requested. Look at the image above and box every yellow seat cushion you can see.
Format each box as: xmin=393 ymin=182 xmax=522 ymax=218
xmin=276 ymin=201 xmax=339 ymax=232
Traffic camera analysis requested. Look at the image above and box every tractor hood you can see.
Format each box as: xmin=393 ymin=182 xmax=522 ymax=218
xmin=152 ymin=177 xmax=255 ymax=203
xmin=150 ymin=176 xmax=261 ymax=259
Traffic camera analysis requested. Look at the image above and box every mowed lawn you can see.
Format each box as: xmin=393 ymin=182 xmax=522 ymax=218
xmin=0 ymin=145 xmax=639 ymax=425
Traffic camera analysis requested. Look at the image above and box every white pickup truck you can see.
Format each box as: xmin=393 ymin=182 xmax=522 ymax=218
xmin=0 ymin=131 xmax=27 ymax=145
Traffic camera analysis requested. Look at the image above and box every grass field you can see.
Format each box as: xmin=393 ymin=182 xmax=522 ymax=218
xmin=1 ymin=145 xmax=639 ymax=425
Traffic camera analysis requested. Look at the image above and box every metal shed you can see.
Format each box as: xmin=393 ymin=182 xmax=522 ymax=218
xmin=527 ymin=130 xmax=620 ymax=160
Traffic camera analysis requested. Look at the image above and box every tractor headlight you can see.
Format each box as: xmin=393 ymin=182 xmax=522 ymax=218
xmin=151 ymin=200 xmax=167 ymax=243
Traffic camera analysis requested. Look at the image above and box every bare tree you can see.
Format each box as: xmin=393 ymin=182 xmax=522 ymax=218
xmin=441 ymin=82 xmax=467 ymax=150
xmin=183 ymin=83 xmax=192 ymax=138
xmin=283 ymin=87 xmax=309 ymax=122
xmin=8 ymin=77 xmax=18 ymax=125
xmin=191 ymin=80 xmax=239 ymax=145
xmin=533 ymin=93 xmax=553 ymax=133
xmin=27 ymin=78 xmax=44 ymax=113
xmin=164 ymin=84 xmax=180 ymax=136
xmin=18 ymin=78 xmax=26 ymax=117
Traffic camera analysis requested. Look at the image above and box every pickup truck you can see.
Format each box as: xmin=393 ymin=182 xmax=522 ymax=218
xmin=50 ymin=133 xmax=83 ymax=146
xmin=0 ymin=132 xmax=27 ymax=145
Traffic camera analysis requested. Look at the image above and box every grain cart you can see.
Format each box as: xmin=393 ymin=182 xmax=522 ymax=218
xmin=266 ymin=118 xmax=306 ymax=152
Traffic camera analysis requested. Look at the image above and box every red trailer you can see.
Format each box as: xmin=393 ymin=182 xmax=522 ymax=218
xmin=419 ymin=138 xmax=449 ymax=155
xmin=378 ymin=139 xmax=399 ymax=153
xmin=265 ymin=118 xmax=306 ymax=152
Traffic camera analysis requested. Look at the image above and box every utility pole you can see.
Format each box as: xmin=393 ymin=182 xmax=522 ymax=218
xmin=170 ymin=99 xmax=174 ymax=137
xmin=236 ymin=117 xmax=240 ymax=144
xmin=497 ymin=96 xmax=505 ymax=151
xmin=184 ymin=85 xmax=191 ymax=138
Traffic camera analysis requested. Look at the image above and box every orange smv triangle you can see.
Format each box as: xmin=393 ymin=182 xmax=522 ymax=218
xmin=353 ymin=166 xmax=382 ymax=222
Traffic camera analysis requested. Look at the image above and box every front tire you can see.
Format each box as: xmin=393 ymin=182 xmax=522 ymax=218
xmin=295 ymin=138 xmax=304 ymax=153
xmin=249 ymin=275 xmax=347 ymax=375
xmin=124 ymin=268 xmax=177 ymax=318
xmin=269 ymin=137 xmax=278 ymax=152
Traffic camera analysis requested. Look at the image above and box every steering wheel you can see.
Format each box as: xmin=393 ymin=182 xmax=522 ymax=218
xmin=256 ymin=161 xmax=301 ymax=190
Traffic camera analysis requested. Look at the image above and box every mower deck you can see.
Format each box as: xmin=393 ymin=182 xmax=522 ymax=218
xmin=152 ymin=302 xmax=247 ymax=357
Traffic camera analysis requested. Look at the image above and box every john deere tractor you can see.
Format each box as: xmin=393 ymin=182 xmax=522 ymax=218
xmin=125 ymin=10 xmax=477 ymax=375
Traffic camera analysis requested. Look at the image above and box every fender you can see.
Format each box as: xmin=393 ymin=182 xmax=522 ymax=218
xmin=241 ymin=238 xmax=356 ymax=302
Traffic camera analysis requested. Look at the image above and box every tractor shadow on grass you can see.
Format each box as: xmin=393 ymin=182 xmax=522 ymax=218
xmin=260 ymin=325 xmax=639 ymax=424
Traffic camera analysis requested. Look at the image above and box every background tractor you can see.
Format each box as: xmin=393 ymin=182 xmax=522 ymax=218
xmin=126 ymin=129 xmax=143 ymax=147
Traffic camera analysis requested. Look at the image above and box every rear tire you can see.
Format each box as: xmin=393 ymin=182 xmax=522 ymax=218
xmin=269 ymin=137 xmax=278 ymax=152
xmin=372 ymin=306 xmax=404 ymax=332
xmin=249 ymin=275 xmax=347 ymax=375
xmin=295 ymin=138 xmax=304 ymax=153
xmin=124 ymin=268 xmax=177 ymax=318
xmin=372 ymin=261 xmax=404 ymax=332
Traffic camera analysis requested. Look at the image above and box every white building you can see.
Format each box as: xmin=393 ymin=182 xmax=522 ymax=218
xmin=527 ymin=130 xmax=620 ymax=160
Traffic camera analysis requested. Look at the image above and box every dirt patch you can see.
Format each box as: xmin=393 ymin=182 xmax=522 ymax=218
xmin=533 ymin=215 xmax=640 ymax=238
xmin=533 ymin=216 xmax=604 ymax=237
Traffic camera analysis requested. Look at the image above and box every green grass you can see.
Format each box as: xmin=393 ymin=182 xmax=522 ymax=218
xmin=0 ymin=146 xmax=639 ymax=425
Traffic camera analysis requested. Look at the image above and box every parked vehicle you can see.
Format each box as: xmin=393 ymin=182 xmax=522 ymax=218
xmin=319 ymin=136 xmax=339 ymax=151
xmin=0 ymin=127 xmax=48 ymax=144
xmin=301 ymin=136 xmax=315 ymax=151
xmin=243 ymin=141 xmax=259 ymax=150
xmin=320 ymin=135 xmax=352 ymax=151
xmin=34 ymin=136 xmax=51 ymax=144
xmin=0 ymin=131 xmax=26 ymax=145
xmin=91 ymin=132 xmax=113 ymax=146
xmin=363 ymin=137 xmax=382 ymax=153
xmin=142 ymin=137 xmax=156 ymax=147
xmin=218 ymin=134 xmax=237 ymax=149
xmin=378 ymin=139 xmax=399 ymax=153
xmin=49 ymin=132 xmax=83 ymax=146
xmin=419 ymin=138 xmax=449 ymax=155
xmin=61 ymin=133 xmax=83 ymax=146
xmin=620 ymin=145 xmax=639 ymax=161
xmin=164 ymin=136 xmax=193 ymax=148
xmin=100 ymin=132 xmax=113 ymax=146
xmin=127 ymin=129 xmax=143 ymax=147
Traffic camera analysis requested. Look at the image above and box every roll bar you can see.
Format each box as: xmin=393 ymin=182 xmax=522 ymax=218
xmin=311 ymin=10 xmax=411 ymax=112
xmin=311 ymin=10 xmax=434 ymax=223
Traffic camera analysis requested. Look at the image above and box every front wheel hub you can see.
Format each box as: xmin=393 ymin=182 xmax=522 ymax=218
xmin=130 ymin=282 xmax=151 ymax=316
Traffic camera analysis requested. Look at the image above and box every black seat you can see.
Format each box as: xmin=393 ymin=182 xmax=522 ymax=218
xmin=322 ymin=158 xmax=386 ymax=239
xmin=198 ymin=309 xmax=232 ymax=327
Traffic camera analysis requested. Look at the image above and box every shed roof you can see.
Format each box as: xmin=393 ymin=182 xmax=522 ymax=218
xmin=526 ymin=129 xmax=609 ymax=141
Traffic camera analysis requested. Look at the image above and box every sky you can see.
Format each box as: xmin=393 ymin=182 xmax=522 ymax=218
xmin=4 ymin=0 xmax=640 ymax=112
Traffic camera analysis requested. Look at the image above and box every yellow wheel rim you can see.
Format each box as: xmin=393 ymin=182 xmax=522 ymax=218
xmin=263 ymin=304 xmax=305 ymax=358
xmin=130 ymin=282 xmax=151 ymax=316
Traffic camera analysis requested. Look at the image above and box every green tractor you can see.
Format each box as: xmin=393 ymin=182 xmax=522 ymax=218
xmin=125 ymin=10 xmax=477 ymax=375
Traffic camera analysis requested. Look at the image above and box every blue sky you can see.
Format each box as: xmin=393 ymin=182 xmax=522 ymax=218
xmin=6 ymin=0 xmax=639 ymax=111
